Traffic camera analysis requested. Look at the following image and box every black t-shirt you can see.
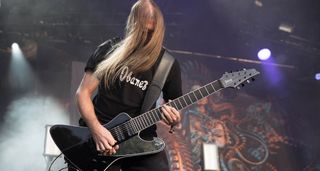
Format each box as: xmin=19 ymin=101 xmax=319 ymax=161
xmin=83 ymin=38 xmax=182 ymax=136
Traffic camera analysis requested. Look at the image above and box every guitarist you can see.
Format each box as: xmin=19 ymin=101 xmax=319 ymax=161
xmin=73 ymin=0 xmax=182 ymax=170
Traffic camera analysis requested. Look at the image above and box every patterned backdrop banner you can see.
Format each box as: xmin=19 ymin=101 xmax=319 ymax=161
xmin=157 ymin=57 xmax=305 ymax=171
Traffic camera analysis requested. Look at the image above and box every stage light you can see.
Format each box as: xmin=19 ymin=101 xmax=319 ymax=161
xmin=278 ymin=23 xmax=294 ymax=33
xmin=11 ymin=42 xmax=24 ymax=60
xmin=315 ymin=73 xmax=320 ymax=80
xmin=254 ymin=0 xmax=263 ymax=7
xmin=11 ymin=42 xmax=19 ymax=50
xmin=9 ymin=42 xmax=35 ymax=90
xmin=257 ymin=48 xmax=271 ymax=61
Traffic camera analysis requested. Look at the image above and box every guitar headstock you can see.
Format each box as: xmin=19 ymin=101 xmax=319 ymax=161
xmin=219 ymin=68 xmax=260 ymax=89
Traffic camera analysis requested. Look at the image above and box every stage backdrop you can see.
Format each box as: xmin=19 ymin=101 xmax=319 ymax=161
xmin=156 ymin=55 xmax=317 ymax=171
xmin=70 ymin=54 xmax=318 ymax=171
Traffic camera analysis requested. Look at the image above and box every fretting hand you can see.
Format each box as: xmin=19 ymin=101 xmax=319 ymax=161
xmin=161 ymin=104 xmax=181 ymax=126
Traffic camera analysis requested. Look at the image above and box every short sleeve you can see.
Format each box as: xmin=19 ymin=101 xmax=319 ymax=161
xmin=84 ymin=37 xmax=120 ymax=73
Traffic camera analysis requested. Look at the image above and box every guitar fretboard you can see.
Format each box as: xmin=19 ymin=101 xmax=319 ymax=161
xmin=109 ymin=80 xmax=223 ymax=142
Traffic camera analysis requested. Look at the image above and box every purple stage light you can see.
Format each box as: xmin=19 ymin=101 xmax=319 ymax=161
xmin=315 ymin=73 xmax=320 ymax=80
xmin=257 ymin=48 xmax=271 ymax=61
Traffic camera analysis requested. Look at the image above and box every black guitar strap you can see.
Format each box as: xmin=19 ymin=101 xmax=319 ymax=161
xmin=140 ymin=50 xmax=174 ymax=114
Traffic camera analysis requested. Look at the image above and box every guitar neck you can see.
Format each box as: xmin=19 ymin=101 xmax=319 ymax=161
xmin=129 ymin=80 xmax=223 ymax=133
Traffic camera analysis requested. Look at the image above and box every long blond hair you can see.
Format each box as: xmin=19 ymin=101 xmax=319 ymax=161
xmin=94 ymin=0 xmax=165 ymax=88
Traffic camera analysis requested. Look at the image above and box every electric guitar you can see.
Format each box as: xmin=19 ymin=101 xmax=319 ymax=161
xmin=50 ymin=68 xmax=260 ymax=171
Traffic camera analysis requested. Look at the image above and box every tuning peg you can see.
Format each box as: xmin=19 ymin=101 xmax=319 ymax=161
xmin=246 ymin=80 xmax=250 ymax=83
xmin=243 ymin=68 xmax=246 ymax=70
xmin=236 ymin=86 xmax=241 ymax=90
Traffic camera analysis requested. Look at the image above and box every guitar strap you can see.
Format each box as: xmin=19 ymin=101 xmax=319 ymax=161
xmin=140 ymin=50 xmax=174 ymax=114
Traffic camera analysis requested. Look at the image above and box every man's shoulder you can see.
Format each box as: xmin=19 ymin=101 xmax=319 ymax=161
xmin=98 ymin=37 xmax=121 ymax=49
xmin=92 ymin=37 xmax=121 ymax=58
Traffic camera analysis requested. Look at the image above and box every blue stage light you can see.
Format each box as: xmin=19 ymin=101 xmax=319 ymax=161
xmin=315 ymin=73 xmax=320 ymax=80
xmin=257 ymin=48 xmax=271 ymax=61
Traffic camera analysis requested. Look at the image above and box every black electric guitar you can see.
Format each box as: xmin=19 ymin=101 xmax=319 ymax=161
xmin=50 ymin=68 xmax=260 ymax=171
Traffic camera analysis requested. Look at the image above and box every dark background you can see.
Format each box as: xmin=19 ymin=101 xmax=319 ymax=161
xmin=0 ymin=0 xmax=319 ymax=170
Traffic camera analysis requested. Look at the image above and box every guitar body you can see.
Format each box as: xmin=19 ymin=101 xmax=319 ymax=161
xmin=50 ymin=113 xmax=165 ymax=171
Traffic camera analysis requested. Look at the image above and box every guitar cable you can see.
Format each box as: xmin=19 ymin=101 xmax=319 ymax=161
xmin=57 ymin=165 xmax=78 ymax=171
xmin=47 ymin=152 xmax=79 ymax=171
xmin=57 ymin=167 xmax=68 ymax=171
xmin=48 ymin=152 xmax=63 ymax=171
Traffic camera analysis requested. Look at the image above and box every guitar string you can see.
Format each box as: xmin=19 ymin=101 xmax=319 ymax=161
xmin=107 ymin=92 xmax=204 ymax=142
xmin=108 ymin=81 xmax=219 ymax=141
xmin=109 ymin=108 xmax=161 ymax=139
xmin=112 ymin=92 xmax=198 ymax=135
xmin=109 ymin=84 xmax=217 ymax=140
xmin=108 ymin=107 xmax=163 ymax=141
xmin=111 ymin=86 xmax=214 ymax=137
xmin=108 ymin=95 xmax=193 ymax=140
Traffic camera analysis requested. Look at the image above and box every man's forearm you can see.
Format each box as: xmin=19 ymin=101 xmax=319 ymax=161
xmin=76 ymin=90 xmax=101 ymax=130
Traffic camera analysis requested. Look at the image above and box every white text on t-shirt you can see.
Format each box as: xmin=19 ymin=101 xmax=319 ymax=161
xmin=119 ymin=66 xmax=149 ymax=91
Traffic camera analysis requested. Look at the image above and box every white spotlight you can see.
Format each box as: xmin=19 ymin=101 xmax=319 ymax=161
xmin=257 ymin=48 xmax=271 ymax=61
xmin=11 ymin=43 xmax=20 ymax=50
xmin=9 ymin=41 xmax=34 ymax=90
xmin=11 ymin=42 xmax=24 ymax=60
